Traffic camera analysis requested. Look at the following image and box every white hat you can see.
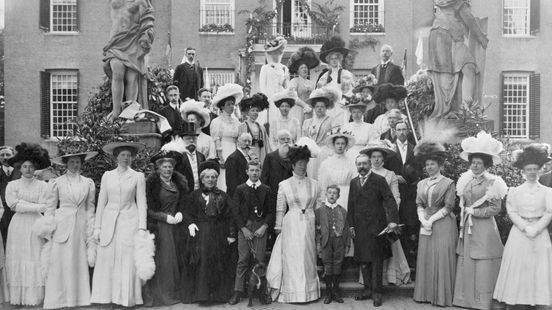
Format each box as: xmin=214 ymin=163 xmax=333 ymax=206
xmin=180 ymin=99 xmax=211 ymax=128
xmin=325 ymin=127 xmax=355 ymax=150
xmin=306 ymin=85 xmax=342 ymax=109
xmin=211 ymin=83 xmax=243 ymax=109
xmin=460 ymin=131 xmax=503 ymax=165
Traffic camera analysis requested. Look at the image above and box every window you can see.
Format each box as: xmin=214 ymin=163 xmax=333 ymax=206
xmin=204 ymin=69 xmax=235 ymax=88
xmin=39 ymin=0 xmax=80 ymax=33
xmin=503 ymin=0 xmax=540 ymax=36
xmin=350 ymin=0 xmax=385 ymax=33
xmin=40 ymin=70 xmax=79 ymax=138
xmin=500 ymin=72 xmax=540 ymax=139
xmin=199 ymin=0 xmax=235 ymax=33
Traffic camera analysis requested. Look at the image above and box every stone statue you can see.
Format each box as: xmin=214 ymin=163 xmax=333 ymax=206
xmin=428 ymin=0 xmax=488 ymax=119
xmin=103 ymin=0 xmax=155 ymax=119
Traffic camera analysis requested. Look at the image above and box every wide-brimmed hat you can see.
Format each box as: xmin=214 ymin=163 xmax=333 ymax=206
xmin=287 ymin=46 xmax=320 ymax=74
xmin=361 ymin=139 xmax=396 ymax=157
xmin=512 ymin=144 xmax=552 ymax=169
xmin=373 ymin=83 xmax=407 ymax=103
xmin=459 ymin=131 xmax=503 ymax=165
xmin=199 ymin=159 xmax=221 ymax=175
xmin=343 ymin=93 xmax=369 ymax=111
xmin=51 ymin=151 xmax=98 ymax=166
xmin=353 ymin=75 xmax=378 ymax=94
xmin=177 ymin=121 xmax=200 ymax=137
xmin=212 ymin=83 xmax=243 ymax=109
xmin=413 ymin=140 xmax=448 ymax=164
xmin=325 ymin=127 xmax=355 ymax=149
xmin=319 ymin=36 xmax=350 ymax=64
xmin=149 ymin=149 xmax=184 ymax=167
xmin=272 ymin=90 xmax=298 ymax=108
xmin=306 ymin=85 xmax=342 ymax=109
xmin=239 ymin=93 xmax=269 ymax=112
xmin=7 ymin=143 xmax=51 ymax=170
xmin=265 ymin=36 xmax=287 ymax=54
xmin=180 ymin=99 xmax=211 ymax=128
xmin=102 ymin=141 xmax=145 ymax=155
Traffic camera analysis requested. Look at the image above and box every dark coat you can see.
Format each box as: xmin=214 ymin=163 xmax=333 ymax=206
xmin=0 ymin=167 xmax=14 ymax=244
xmin=391 ymin=141 xmax=422 ymax=226
xmin=201 ymin=112 xmax=218 ymax=136
xmin=173 ymin=62 xmax=204 ymax=101
xmin=231 ymin=183 xmax=273 ymax=229
xmin=371 ymin=61 xmax=404 ymax=86
xmin=225 ymin=149 xmax=248 ymax=198
xmin=159 ymin=104 xmax=184 ymax=134
xmin=347 ymin=173 xmax=399 ymax=263
xmin=174 ymin=151 xmax=206 ymax=192
xmin=539 ymin=171 xmax=552 ymax=187
xmin=363 ymin=104 xmax=387 ymax=124
xmin=145 ymin=171 xmax=189 ymax=227
xmin=261 ymin=150 xmax=293 ymax=226
xmin=315 ymin=204 xmax=350 ymax=248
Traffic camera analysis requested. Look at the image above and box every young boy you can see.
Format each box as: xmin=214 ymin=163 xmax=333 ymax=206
xmin=315 ymin=184 xmax=350 ymax=304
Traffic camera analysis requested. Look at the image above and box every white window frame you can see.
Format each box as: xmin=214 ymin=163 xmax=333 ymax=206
xmin=199 ymin=0 xmax=235 ymax=33
xmin=502 ymin=72 xmax=530 ymax=139
xmin=349 ymin=0 xmax=385 ymax=33
xmin=204 ymin=69 xmax=235 ymax=89
xmin=50 ymin=70 xmax=78 ymax=138
xmin=50 ymin=0 xmax=78 ymax=33
xmin=502 ymin=0 xmax=531 ymax=37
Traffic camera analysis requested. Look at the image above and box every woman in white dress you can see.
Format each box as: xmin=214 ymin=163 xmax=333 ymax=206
xmin=329 ymin=70 xmax=355 ymax=128
xmin=342 ymin=92 xmax=378 ymax=158
xmin=238 ymin=93 xmax=271 ymax=164
xmin=258 ymin=36 xmax=288 ymax=125
xmin=301 ymin=85 xmax=341 ymax=180
xmin=209 ymin=84 xmax=243 ymax=191
xmin=91 ymin=142 xmax=147 ymax=307
xmin=269 ymin=90 xmax=301 ymax=150
xmin=180 ymin=99 xmax=216 ymax=159
xmin=493 ymin=144 xmax=552 ymax=308
xmin=267 ymin=140 xmax=321 ymax=303
xmin=318 ymin=127 xmax=357 ymax=209
xmin=362 ymin=140 xmax=411 ymax=286
xmin=44 ymin=151 xmax=98 ymax=309
xmin=287 ymin=46 xmax=319 ymax=125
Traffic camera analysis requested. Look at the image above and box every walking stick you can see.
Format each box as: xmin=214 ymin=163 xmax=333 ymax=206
xmin=404 ymin=95 xmax=419 ymax=144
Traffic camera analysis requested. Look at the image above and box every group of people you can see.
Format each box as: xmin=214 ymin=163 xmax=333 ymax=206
xmin=0 ymin=34 xmax=550 ymax=310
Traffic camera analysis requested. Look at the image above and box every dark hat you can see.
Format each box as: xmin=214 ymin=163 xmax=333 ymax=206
xmin=287 ymin=46 xmax=320 ymax=74
xmin=319 ymin=36 xmax=350 ymax=64
xmin=199 ymin=159 xmax=220 ymax=175
xmin=8 ymin=143 xmax=51 ymax=170
xmin=177 ymin=121 xmax=199 ymax=137
xmin=353 ymin=75 xmax=378 ymax=94
xmin=102 ymin=141 xmax=145 ymax=156
xmin=239 ymin=93 xmax=269 ymax=112
xmin=512 ymin=144 xmax=552 ymax=169
xmin=288 ymin=145 xmax=311 ymax=165
xmin=373 ymin=83 xmax=407 ymax=103
xmin=150 ymin=150 xmax=184 ymax=167
xmin=413 ymin=140 xmax=448 ymax=165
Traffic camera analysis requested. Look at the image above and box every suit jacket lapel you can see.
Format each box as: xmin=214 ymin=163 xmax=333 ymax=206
xmin=385 ymin=62 xmax=393 ymax=83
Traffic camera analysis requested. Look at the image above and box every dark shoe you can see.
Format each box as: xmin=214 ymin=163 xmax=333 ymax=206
xmin=373 ymin=293 xmax=382 ymax=307
xmin=324 ymin=275 xmax=333 ymax=304
xmin=323 ymin=292 xmax=332 ymax=304
xmin=355 ymin=291 xmax=372 ymax=301
xmin=332 ymin=275 xmax=344 ymax=303
xmin=228 ymin=292 xmax=241 ymax=305
xmin=491 ymin=299 xmax=506 ymax=310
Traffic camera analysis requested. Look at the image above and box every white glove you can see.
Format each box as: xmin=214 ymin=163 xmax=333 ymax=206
xmin=166 ymin=215 xmax=177 ymax=224
xmin=174 ymin=212 xmax=183 ymax=223
xmin=303 ymin=105 xmax=312 ymax=113
xmin=227 ymin=237 xmax=236 ymax=244
xmin=188 ymin=223 xmax=199 ymax=237
xmin=465 ymin=207 xmax=474 ymax=215
xmin=525 ymin=225 xmax=538 ymax=239
xmin=93 ymin=228 xmax=101 ymax=242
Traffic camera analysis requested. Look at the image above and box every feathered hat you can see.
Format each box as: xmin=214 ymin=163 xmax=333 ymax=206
xmin=239 ymin=93 xmax=269 ymax=112
xmin=288 ymin=137 xmax=320 ymax=164
xmin=343 ymin=93 xmax=368 ymax=110
xmin=264 ymin=36 xmax=287 ymax=54
xmin=212 ymin=83 xmax=244 ymax=109
xmin=8 ymin=143 xmax=51 ymax=170
xmin=272 ymin=89 xmax=298 ymax=108
xmin=325 ymin=126 xmax=355 ymax=149
xmin=199 ymin=159 xmax=221 ymax=175
xmin=180 ymin=99 xmax=211 ymax=128
xmin=353 ymin=74 xmax=378 ymax=94
xmin=149 ymin=149 xmax=185 ymax=167
xmin=460 ymin=131 xmax=503 ymax=165
xmin=306 ymin=84 xmax=342 ymax=109
xmin=287 ymin=46 xmax=320 ymax=74
xmin=512 ymin=143 xmax=551 ymax=169
xmin=319 ymin=36 xmax=350 ymax=64
xmin=361 ymin=139 xmax=397 ymax=157
xmin=373 ymin=83 xmax=407 ymax=103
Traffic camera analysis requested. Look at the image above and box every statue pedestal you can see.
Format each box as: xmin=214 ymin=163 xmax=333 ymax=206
xmin=120 ymin=120 xmax=162 ymax=151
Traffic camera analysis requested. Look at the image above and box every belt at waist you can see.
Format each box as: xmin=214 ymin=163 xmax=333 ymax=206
xmin=521 ymin=216 xmax=542 ymax=223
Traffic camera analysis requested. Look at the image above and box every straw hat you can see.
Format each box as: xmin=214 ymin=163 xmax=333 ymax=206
xmin=51 ymin=151 xmax=98 ymax=166
xmin=459 ymin=131 xmax=503 ymax=165
xmin=361 ymin=139 xmax=396 ymax=157
xmin=180 ymin=99 xmax=211 ymax=128
xmin=272 ymin=90 xmax=298 ymax=108
xmin=211 ymin=83 xmax=244 ymax=109
xmin=264 ymin=36 xmax=287 ymax=54
xmin=306 ymin=85 xmax=342 ymax=109
xmin=102 ymin=141 xmax=145 ymax=155
xmin=325 ymin=127 xmax=356 ymax=149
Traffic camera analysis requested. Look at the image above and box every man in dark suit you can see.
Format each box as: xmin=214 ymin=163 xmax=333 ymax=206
xmin=197 ymin=88 xmax=217 ymax=136
xmin=173 ymin=47 xmax=204 ymax=101
xmin=371 ymin=44 xmax=404 ymax=86
xmin=159 ymin=85 xmax=184 ymax=143
xmin=348 ymin=153 xmax=399 ymax=307
xmin=228 ymin=160 xmax=273 ymax=305
xmin=0 ymin=146 xmax=14 ymax=245
xmin=225 ymin=133 xmax=253 ymax=197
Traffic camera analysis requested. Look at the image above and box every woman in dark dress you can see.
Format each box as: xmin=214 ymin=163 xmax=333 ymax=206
xmin=180 ymin=160 xmax=237 ymax=304
xmin=143 ymin=151 xmax=189 ymax=306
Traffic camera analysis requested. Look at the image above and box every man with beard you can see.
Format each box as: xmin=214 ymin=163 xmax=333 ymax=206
xmin=0 ymin=146 xmax=14 ymax=245
xmin=225 ymin=133 xmax=253 ymax=197
xmin=348 ymin=153 xmax=399 ymax=307
xmin=261 ymin=129 xmax=294 ymax=249
xmin=159 ymin=85 xmax=184 ymax=143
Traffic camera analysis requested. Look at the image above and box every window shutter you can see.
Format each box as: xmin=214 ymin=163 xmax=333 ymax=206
xmin=530 ymin=0 xmax=540 ymax=35
xmin=39 ymin=0 xmax=50 ymax=31
xmin=75 ymin=0 xmax=80 ymax=32
xmin=499 ymin=73 xmax=505 ymax=135
xmin=40 ymin=71 xmax=51 ymax=138
xmin=529 ymin=72 xmax=540 ymax=139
